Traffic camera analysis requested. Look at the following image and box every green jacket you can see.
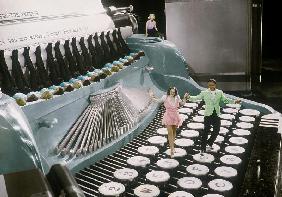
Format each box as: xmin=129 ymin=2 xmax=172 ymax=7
xmin=189 ymin=89 xmax=234 ymax=116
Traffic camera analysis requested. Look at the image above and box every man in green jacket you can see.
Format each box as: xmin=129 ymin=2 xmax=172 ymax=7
xmin=187 ymin=79 xmax=241 ymax=153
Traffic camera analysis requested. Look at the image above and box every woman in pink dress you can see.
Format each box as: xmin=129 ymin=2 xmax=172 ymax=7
xmin=149 ymin=87 xmax=189 ymax=157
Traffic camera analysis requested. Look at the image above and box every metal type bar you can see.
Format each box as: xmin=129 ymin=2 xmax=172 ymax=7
xmin=56 ymin=105 xmax=92 ymax=153
xmin=76 ymin=106 xmax=99 ymax=156
xmin=82 ymin=168 xmax=113 ymax=179
xmin=70 ymin=106 xmax=97 ymax=157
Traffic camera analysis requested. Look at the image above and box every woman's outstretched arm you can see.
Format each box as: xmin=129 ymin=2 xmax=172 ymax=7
xmin=179 ymin=92 xmax=189 ymax=106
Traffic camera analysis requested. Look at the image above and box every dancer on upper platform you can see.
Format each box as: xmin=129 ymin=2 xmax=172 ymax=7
xmin=149 ymin=87 xmax=189 ymax=157
xmin=145 ymin=14 xmax=158 ymax=37
xmin=187 ymin=79 xmax=241 ymax=154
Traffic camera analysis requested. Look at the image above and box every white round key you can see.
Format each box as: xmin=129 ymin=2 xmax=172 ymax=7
xmin=99 ymin=182 xmax=125 ymax=196
xmin=169 ymin=191 xmax=194 ymax=197
xmin=186 ymin=164 xmax=209 ymax=176
xmin=156 ymin=158 xmax=179 ymax=170
xmin=220 ymin=155 xmax=242 ymax=165
xmin=180 ymin=114 xmax=189 ymax=120
xmin=193 ymin=116 xmax=204 ymax=122
xmin=175 ymin=138 xmax=194 ymax=147
xmin=222 ymin=108 xmax=238 ymax=114
xmin=193 ymin=153 xmax=215 ymax=163
xmin=180 ymin=130 xmax=199 ymax=138
xmin=208 ymin=179 xmax=233 ymax=192
xmin=214 ymin=166 xmax=237 ymax=178
xmin=220 ymin=113 xmax=235 ymax=120
xmin=221 ymin=119 xmax=232 ymax=127
xmin=147 ymin=136 xmax=167 ymax=146
xmin=236 ymin=122 xmax=254 ymax=129
xmin=184 ymin=102 xmax=198 ymax=108
xmin=239 ymin=116 xmax=255 ymax=122
xmin=233 ymin=129 xmax=251 ymax=136
xmin=113 ymin=168 xmax=138 ymax=181
xmin=156 ymin=128 xmax=168 ymax=135
xmin=219 ymin=127 xmax=229 ymax=135
xmin=134 ymin=184 xmax=160 ymax=197
xmin=203 ymin=194 xmax=224 ymax=197
xmin=179 ymin=108 xmax=193 ymax=114
xmin=198 ymin=110 xmax=205 ymax=116
xmin=165 ymin=148 xmax=187 ymax=158
xmin=177 ymin=177 xmax=202 ymax=189
xmin=239 ymin=109 xmax=260 ymax=116
xmin=187 ymin=122 xmax=204 ymax=130
xmin=226 ymin=104 xmax=241 ymax=109
xmin=229 ymin=137 xmax=248 ymax=145
xmin=146 ymin=170 xmax=170 ymax=183
xmin=138 ymin=146 xmax=159 ymax=156
xmin=225 ymin=146 xmax=245 ymax=154
xmin=127 ymin=156 xmax=150 ymax=167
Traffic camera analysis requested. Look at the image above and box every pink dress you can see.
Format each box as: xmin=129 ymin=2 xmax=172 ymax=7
xmin=162 ymin=96 xmax=183 ymax=127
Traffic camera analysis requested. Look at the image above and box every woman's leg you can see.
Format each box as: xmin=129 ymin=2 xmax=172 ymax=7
xmin=166 ymin=125 xmax=174 ymax=156
xmin=172 ymin=125 xmax=177 ymax=145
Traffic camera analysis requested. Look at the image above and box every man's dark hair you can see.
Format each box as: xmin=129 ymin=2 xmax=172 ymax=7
xmin=167 ymin=87 xmax=178 ymax=97
xmin=208 ymin=79 xmax=217 ymax=84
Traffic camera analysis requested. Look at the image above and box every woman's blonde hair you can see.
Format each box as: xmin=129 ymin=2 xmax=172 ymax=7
xmin=148 ymin=13 xmax=155 ymax=20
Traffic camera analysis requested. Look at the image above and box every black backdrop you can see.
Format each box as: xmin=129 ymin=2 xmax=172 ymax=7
xmin=262 ymin=1 xmax=282 ymax=60
xmin=102 ymin=0 xmax=281 ymax=61
xmin=102 ymin=0 xmax=166 ymax=37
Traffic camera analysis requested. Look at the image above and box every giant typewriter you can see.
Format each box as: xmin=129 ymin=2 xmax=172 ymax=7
xmin=0 ymin=0 xmax=281 ymax=196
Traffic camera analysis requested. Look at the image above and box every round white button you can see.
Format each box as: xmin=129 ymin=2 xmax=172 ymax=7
xmin=220 ymin=155 xmax=242 ymax=165
xmin=146 ymin=170 xmax=170 ymax=183
xmin=186 ymin=164 xmax=209 ymax=176
xmin=208 ymin=179 xmax=233 ymax=192
xmin=113 ymin=168 xmax=138 ymax=181
xmin=156 ymin=128 xmax=168 ymax=135
xmin=225 ymin=146 xmax=245 ymax=154
xmin=175 ymin=138 xmax=194 ymax=147
xmin=138 ymin=146 xmax=159 ymax=156
xmin=147 ymin=136 xmax=167 ymax=146
xmin=156 ymin=158 xmax=179 ymax=170
xmin=193 ymin=153 xmax=215 ymax=163
xmin=239 ymin=109 xmax=260 ymax=116
xmin=168 ymin=191 xmax=194 ymax=197
xmin=214 ymin=166 xmax=237 ymax=178
xmin=180 ymin=130 xmax=199 ymax=138
xmin=229 ymin=137 xmax=248 ymax=145
xmin=187 ymin=122 xmax=204 ymax=130
xmin=177 ymin=177 xmax=202 ymax=189
xmin=99 ymin=182 xmax=125 ymax=196
xmin=134 ymin=184 xmax=160 ymax=197
xmin=127 ymin=156 xmax=150 ymax=167
xmin=179 ymin=108 xmax=193 ymax=114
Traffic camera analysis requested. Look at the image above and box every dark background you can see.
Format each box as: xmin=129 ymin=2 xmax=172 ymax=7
xmin=102 ymin=0 xmax=281 ymax=65
xmin=262 ymin=1 xmax=282 ymax=60
xmin=102 ymin=0 xmax=282 ymax=113
xmin=102 ymin=0 xmax=166 ymax=37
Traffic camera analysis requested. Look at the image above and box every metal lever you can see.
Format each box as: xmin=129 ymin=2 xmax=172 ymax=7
xmin=106 ymin=5 xmax=133 ymax=15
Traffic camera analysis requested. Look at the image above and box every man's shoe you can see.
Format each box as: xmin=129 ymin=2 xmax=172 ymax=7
xmin=206 ymin=145 xmax=214 ymax=152
xmin=200 ymin=150 xmax=205 ymax=156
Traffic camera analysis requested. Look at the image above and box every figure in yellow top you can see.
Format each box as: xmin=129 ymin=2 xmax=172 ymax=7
xmin=187 ymin=79 xmax=241 ymax=153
